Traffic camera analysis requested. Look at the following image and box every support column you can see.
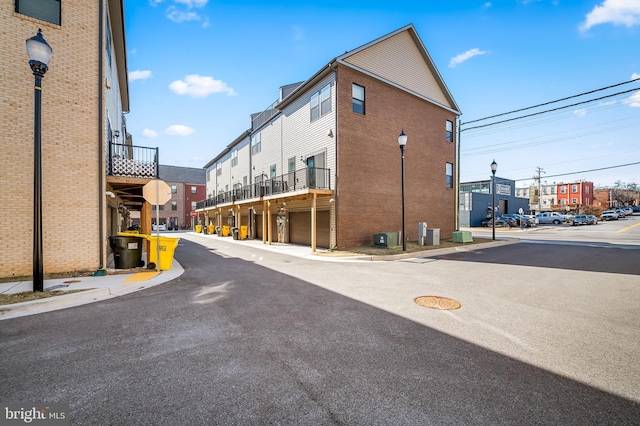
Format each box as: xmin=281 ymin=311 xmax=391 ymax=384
xmin=267 ymin=201 xmax=272 ymax=245
xmin=262 ymin=201 xmax=267 ymax=244
xmin=311 ymin=193 xmax=317 ymax=253
xmin=141 ymin=201 xmax=151 ymax=254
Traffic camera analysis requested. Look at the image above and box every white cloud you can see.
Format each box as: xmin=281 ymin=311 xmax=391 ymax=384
xmin=167 ymin=7 xmax=201 ymax=23
xmin=632 ymin=72 xmax=640 ymax=80
xmin=483 ymin=2 xmax=492 ymax=8
xmin=626 ymin=91 xmax=640 ymax=107
xmin=169 ymin=74 xmax=237 ymax=97
xmin=449 ymin=48 xmax=488 ymax=68
xmin=573 ymin=109 xmax=588 ymax=116
xmin=599 ymin=100 xmax=617 ymax=106
xmin=174 ymin=0 xmax=208 ymax=7
xmin=142 ymin=129 xmax=158 ymax=138
xmin=128 ymin=70 xmax=152 ymax=82
xmin=165 ymin=125 xmax=195 ymax=136
xmin=579 ymin=0 xmax=640 ymax=32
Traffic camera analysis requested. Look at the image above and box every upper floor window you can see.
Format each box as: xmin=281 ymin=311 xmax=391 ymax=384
xmin=171 ymin=201 xmax=177 ymax=211
xmin=251 ymin=133 xmax=261 ymax=155
xmin=585 ymin=186 xmax=590 ymax=194
xmin=446 ymin=120 xmax=453 ymax=142
xmin=191 ymin=201 xmax=197 ymax=210
xmin=191 ymin=186 xmax=197 ymax=194
xmin=560 ymin=186 xmax=566 ymax=194
xmin=206 ymin=171 xmax=210 ymax=182
xmin=270 ymin=164 xmax=276 ymax=178
xmin=231 ymin=149 xmax=238 ymax=166
xmin=445 ymin=163 xmax=453 ymax=188
xmin=16 ymin=0 xmax=61 ymax=25
xmin=352 ymin=84 xmax=365 ymax=114
xmin=216 ymin=162 xmax=222 ymax=176
xmin=311 ymin=84 xmax=331 ymax=121
xmin=171 ymin=185 xmax=177 ymax=194
xmin=572 ymin=184 xmax=578 ymax=193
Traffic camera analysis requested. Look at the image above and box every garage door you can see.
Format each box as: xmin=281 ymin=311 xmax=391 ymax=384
xmin=289 ymin=210 xmax=330 ymax=248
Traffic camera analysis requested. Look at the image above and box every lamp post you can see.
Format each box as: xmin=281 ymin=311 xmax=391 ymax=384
xmin=26 ymin=29 xmax=52 ymax=292
xmin=491 ymin=159 xmax=497 ymax=241
xmin=398 ymin=130 xmax=408 ymax=251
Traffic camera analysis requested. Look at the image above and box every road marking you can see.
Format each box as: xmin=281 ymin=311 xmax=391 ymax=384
xmin=616 ymin=222 xmax=640 ymax=233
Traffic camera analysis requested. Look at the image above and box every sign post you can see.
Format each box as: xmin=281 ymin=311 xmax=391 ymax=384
xmin=143 ymin=179 xmax=172 ymax=271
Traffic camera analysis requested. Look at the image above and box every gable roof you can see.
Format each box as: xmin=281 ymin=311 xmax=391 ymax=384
xmin=277 ymin=24 xmax=460 ymax=115
xmin=338 ymin=24 xmax=460 ymax=114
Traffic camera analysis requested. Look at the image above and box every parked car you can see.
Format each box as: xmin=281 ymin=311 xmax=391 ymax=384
xmin=601 ymin=210 xmax=619 ymax=221
xmin=536 ymin=212 xmax=566 ymax=224
xmin=569 ymin=215 xmax=589 ymax=226
xmin=522 ymin=215 xmax=539 ymax=225
xmin=623 ymin=207 xmax=633 ymax=216
xmin=498 ymin=214 xmax=521 ymax=227
xmin=152 ymin=223 xmax=167 ymax=231
xmin=586 ymin=215 xmax=598 ymax=225
xmin=616 ymin=208 xmax=629 ymax=217
xmin=481 ymin=217 xmax=511 ymax=228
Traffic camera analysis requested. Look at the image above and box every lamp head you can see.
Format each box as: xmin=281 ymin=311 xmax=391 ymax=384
xmin=398 ymin=130 xmax=407 ymax=147
xmin=26 ymin=29 xmax=52 ymax=76
xmin=491 ymin=159 xmax=497 ymax=174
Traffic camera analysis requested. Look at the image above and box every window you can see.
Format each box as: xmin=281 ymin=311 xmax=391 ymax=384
xmin=231 ymin=149 xmax=238 ymax=166
xmin=311 ymin=84 xmax=331 ymax=121
xmin=206 ymin=171 xmax=210 ymax=182
xmin=171 ymin=185 xmax=177 ymax=194
xmin=17 ymin=0 xmax=61 ymax=25
xmin=288 ymin=157 xmax=296 ymax=173
xmin=551 ymin=187 xmax=557 ymax=194
xmin=446 ymin=120 xmax=453 ymax=142
xmin=270 ymin=164 xmax=276 ymax=178
xmin=152 ymin=205 xmax=164 ymax=211
xmin=560 ymin=186 xmax=567 ymax=194
xmin=243 ymin=176 xmax=248 ymax=187
xmin=352 ymin=84 xmax=365 ymax=114
xmin=251 ymin=133 xmax=261 ymax=155
xmin=191 ymin=186 xmax=196 ymax=194
xmin=171 ymin=201 xmax=177 ymax=211
xmin=572 ymin=198 xmax=578 ymax=203
xmin=216 ymin=162 xmax=222 ymax=176
xmin=572 ymin=185 xmax=578 ymax=193
xmin=191 ymin=201 xmax=197 ymax=211
xmin=446 ymin=163 xmax=453 ymax=188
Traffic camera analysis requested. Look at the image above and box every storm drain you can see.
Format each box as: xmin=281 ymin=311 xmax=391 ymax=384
xmin=415 ymin=296 xmax=461 ymax=310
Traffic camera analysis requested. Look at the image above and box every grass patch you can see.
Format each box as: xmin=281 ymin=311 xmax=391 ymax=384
xmin=317 ymin=238 xmax=491 ymax=257
xmin=0 ymin=289 xmax=89 ymax=306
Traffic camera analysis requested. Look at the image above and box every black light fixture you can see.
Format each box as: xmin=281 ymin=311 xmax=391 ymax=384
xmin=398 ymin=130 xmax=408 ymax=251
xmin=491 ymin=159 xmax=498 ymax=241
xmin=26 ymin=29 xmax=52 ymax=292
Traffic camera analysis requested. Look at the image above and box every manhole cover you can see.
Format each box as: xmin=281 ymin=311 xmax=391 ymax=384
xmin=440 ymin=254 xmax=463 ymax=259
xmin=415 ymin=296 xmax=461 ymax=310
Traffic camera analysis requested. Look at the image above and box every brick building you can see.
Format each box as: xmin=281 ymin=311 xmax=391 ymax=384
xmin=199 ymin=25 xmax=461 ymax=249
xmin=153 ymin=165 xmax=206 ymax=229
xmin=1 ymin=1 xmax=157 ymax=279
xmin=555 ymin=181 xmax=594 ymax=210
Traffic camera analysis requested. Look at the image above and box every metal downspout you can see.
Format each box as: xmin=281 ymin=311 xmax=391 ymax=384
xmin=98 ymin=0 xmax=105 ymax=270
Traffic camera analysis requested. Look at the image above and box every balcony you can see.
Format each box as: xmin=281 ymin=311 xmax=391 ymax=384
xmin=107 ymin=142 xmax=158 ymax=179
xmin=196 ymin=167 xmax=331 ymax=210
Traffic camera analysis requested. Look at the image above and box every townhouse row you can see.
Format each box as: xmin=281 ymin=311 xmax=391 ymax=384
xmin=196 ymin=24 xmax=461 ymax=250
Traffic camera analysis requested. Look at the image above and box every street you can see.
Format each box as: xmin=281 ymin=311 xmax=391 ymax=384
xmin=1 ymin=224 xmax=639 ymax=424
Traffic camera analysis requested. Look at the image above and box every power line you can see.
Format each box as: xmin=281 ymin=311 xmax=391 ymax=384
xmin=461 ymin=76 xmax=640 ymax=126
xmin=513 ymin=161 xmax=640 ymax=182
xmin=461 ymin=87 xmax=640 ymax=132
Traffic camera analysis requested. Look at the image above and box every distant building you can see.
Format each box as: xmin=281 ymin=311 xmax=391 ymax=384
xmin=154 ymin=165 xmax=206 ymax=229
xmin=517 ymin=180 xmax=593 ymax=213
xmin=460 ymin=177 xmax=529 ymax=227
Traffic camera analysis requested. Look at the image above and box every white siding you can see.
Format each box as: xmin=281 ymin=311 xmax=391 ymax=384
xmin=252 ymin=116 xmax=282 ymax=179
xmin=233 ymin=135 xmax=251 ymax=187
xmin=343 ymin=30 xmax=451 ymax=108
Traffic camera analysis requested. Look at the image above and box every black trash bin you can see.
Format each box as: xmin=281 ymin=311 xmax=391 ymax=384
xmin=109 ymin=235 xmax=143 ymax=269
xmin=231 ymin=227 xmax=239 ymax=240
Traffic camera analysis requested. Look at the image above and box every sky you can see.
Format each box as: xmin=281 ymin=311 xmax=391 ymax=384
xmin=123 ymin=0 xmax=640 ymax=188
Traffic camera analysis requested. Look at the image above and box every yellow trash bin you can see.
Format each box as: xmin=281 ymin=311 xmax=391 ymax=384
xmin=146 ymin=236 xmax=180 ymax=270
xmin=222 ymin=225 xmax=230 ymax=237
xmin=208 ymin=225 xmax=215 ymax=234
xmin=240 ymin=226 xmax=248 ymax=239
xmin=195 ymin=225 xmax=202 ymax=233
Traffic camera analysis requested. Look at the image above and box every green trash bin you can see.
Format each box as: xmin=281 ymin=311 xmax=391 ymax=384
xmin=231 ymin=227 xmax=239 ymax=240
xmin=109 ymin=235 xmax=143 ymax=269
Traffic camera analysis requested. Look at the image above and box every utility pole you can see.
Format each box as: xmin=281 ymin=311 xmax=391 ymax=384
xmin=532 ymin=167 xmax=545 ymax=213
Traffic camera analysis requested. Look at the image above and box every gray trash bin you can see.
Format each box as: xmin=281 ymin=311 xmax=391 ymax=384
xmin=109 ymin=235 xmax=143 ymax=269
xmin=427 ymin=228 xmax=440 ymax=246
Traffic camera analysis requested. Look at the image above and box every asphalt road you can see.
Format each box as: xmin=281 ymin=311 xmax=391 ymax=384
xmin=1 ymin=235 xmax=639 ymax=425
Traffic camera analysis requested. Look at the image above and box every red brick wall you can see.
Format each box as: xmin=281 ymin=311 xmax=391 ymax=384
xmin=335 ymin=66 xmax=457 ymax=248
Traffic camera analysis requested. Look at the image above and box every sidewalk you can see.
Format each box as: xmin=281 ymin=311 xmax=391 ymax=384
xmin=1 ymin=229 xmax=514 ymax=320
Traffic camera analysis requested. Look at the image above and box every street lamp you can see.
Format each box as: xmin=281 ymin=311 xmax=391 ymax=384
xmin=26 ymin=29 xmax=52 ymax=292
xmin=398 ymin=130 xmax=408 ymax=251
xmin=491 ymin=159 xmax=497 ymax=241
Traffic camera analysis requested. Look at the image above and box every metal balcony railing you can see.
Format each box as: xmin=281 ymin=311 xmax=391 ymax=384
xmin=195 ymin=167 xmax=331 ymax=210
xmin=107 ymin=142 xmax=158 ymax=179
